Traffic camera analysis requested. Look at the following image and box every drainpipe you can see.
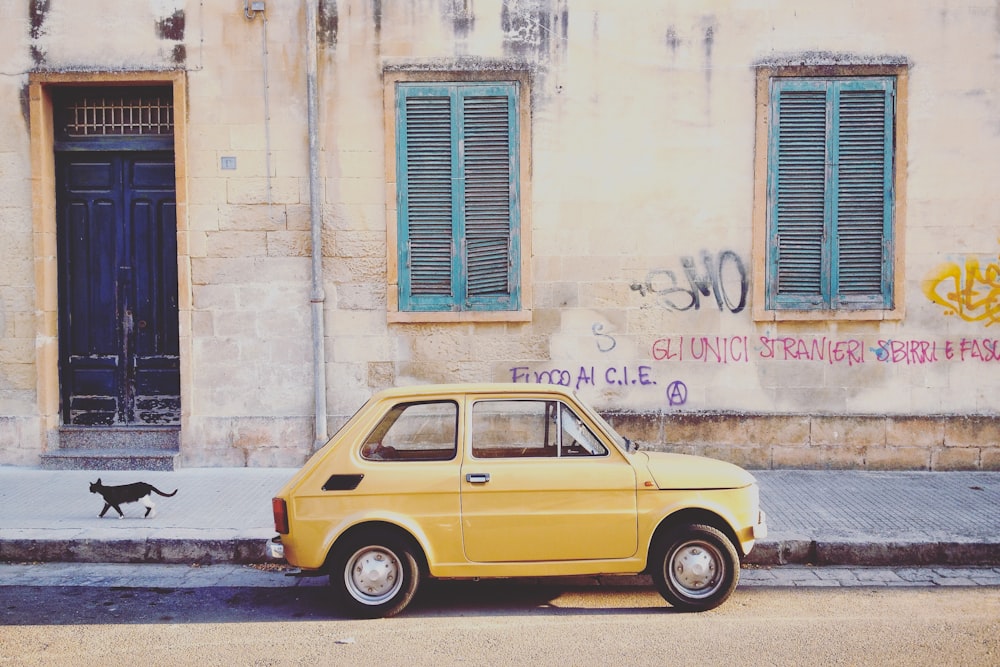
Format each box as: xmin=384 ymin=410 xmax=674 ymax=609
xmin=306 ymin=0 xmax=328 ymax=448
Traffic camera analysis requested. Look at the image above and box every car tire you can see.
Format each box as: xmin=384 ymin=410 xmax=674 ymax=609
xmin=651 ymin=523 xmax=739 ymax=612
xmin=329 ymin=529 xmax=421 ymax=619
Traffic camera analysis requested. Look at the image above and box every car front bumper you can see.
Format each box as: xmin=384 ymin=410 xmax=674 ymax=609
xmin=753 ymin=510 xmax=768 ymax=539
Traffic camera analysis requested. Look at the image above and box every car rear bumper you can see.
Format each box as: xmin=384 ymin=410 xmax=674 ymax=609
xmin=265 ymin=536 xmax=285 ymax=560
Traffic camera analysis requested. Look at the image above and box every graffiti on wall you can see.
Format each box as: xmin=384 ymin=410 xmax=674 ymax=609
xmin=651 ymin=335 xmax=1000 ymax=365
xmin=630 ymin=250 xmax=747 ymax=313
xmin=924 ymin=254 xmax=1000 ymax=327
xmin=510 ymin=328 xmax=1000 ymax=408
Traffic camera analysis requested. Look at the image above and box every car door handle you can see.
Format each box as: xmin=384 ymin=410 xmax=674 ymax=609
xmin=465 ymin=473 xmax=490 ymax=484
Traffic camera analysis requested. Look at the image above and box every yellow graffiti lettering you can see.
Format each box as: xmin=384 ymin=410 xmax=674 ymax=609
xmin=923 ymin=255 xmax=1000 ymax=327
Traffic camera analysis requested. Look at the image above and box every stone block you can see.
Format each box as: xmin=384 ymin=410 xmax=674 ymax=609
xmin=811 ymin=416 xmax=886 ymax=447
xmin=191 ymin=257 xmax=256 ymax=285
xmin=886 ymin=417 xmax=945 ymax=447
xmin=329 ymin=254 xmax=386 ymax=283
xmin=205 ymin=231 xmax=268 ymax=257
xmin=266 ymin=230 xmax=311 ymax=257
xmin=698 ymin=444 xmax=773 ymax=469
xmin=367 ymin=361 xmax=395 ymax=388
xmin=944 ymin=416 xmax=1000 ymax=448
xmin=980 ymin=447 xmax=1000 ymax=471
xmin=662 ymin=413 xmax=720 ymax=445
xmin=328 ymin=230 xmax=385 ymax=260
xmin=748 ymin=415 xmax=811 ymax=447
xmin=218 ymin=204 xmax=287 ymax=232
xmin=603 ymin=412 xmax=663 ymax=444
xmin=336 ymin=149 xmax=384 ymax=179
xmin=227 ymin=177 xmax=300 ymax=206
xmin=335 ymin=282 xmax=386 ymax=310
xmin=330 ymin=177 xmax=385 ymax=206
xmin=931 ymin=447 xmax=981 ymax=471
xmin=865 ymin=446 xmax=930 ymax=471
xmin=772 ymin=445 xmax=866 ymax=470
xmin=187 ymin=177 xmax=228 ymax=205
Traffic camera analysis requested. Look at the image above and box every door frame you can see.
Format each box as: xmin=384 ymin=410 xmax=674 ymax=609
xmin=30 ymin=72 xmax=190 ymax=444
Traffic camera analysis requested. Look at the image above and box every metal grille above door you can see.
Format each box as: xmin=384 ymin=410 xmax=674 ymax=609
xmin=54 ymin=87 xmax=174 ymax=151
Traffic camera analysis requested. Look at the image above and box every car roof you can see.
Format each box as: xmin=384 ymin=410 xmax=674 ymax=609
xmin=370 ymin=383 xmax=576 ymax=401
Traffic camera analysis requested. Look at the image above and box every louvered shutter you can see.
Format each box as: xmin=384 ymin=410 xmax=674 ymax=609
xmin=831 ymin=80 xmax=894 ymax=308
xmin=767 ymin=77 xmax=894 ymax=310
xmin=397 ymin=82 xmax=520 ymax=312
xmin=769 ymin=81 xmax=830 ymax=308
xmin=398 ymin=88 xmax=458 ymax=310
xmin=460 ymin=87 xmax=519 ymax=309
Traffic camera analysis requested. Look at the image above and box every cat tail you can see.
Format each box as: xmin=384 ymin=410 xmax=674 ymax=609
xmin=149 ymin=486 xmax=178 ymax=497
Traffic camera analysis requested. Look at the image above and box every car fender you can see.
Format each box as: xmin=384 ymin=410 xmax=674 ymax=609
xmin=319 ymin=509 xmax=443 ymax=571
xmin=640 ymin=488 xmax=755 ymax=561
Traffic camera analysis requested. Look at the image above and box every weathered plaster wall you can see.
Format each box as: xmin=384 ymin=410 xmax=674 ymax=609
xmin=1 ymin=1 xmax=999 ymax=469
xmin=0 ymin=1 xmax=40 ymax=464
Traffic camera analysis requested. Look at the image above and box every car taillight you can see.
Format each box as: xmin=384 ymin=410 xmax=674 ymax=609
xmin=272 ymin=497 xmax=289 ymax=534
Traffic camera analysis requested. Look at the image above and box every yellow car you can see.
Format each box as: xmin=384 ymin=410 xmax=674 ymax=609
xmin=267 ymin=383 xmax=767 ymax=618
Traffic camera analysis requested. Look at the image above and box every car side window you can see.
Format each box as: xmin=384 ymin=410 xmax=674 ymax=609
xmin=558 ymin=403 xmax=608 ymax=456
xmin=471 ymin=400 xmax=607 ymax=458
xmin=361 ymin=401 xmax=458 ymax=461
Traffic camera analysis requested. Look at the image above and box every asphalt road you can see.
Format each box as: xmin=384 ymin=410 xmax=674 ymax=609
xmin=1 ymin=581 xmax=997 ymax=666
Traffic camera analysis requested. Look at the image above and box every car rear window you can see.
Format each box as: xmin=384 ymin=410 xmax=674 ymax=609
xmin=360 ymin=400 xmax=458 ymax=461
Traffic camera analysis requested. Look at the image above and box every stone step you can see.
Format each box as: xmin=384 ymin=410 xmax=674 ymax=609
xmin=40 ymin=448 xmax=180 ymax=472
xmin=56 ymin=426 xmax=180 ymax=451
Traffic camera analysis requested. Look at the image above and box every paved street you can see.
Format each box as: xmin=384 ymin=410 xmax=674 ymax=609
xmin=1 ymin=581 xmax=996 ymax=666
xmin=1 ymin=562 xmax=998 ymax=589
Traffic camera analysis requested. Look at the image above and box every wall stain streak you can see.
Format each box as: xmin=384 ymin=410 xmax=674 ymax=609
xmin=155 ymin=10 xmax=186 ymax=65
xmin=448 ymin=0 xmax=476 ymax=42
xmin=501 ymin=0 xmax=568 ymax=64
xmin=372 ymin=0 xmax=382 ymax=38
xmin=665 ymin=26 xmax=680 ymax=57
xmin=701 ymin=17 xmax=717 ymax=120
xmin=29 ymin=0 xmax=50 ymax=65
xmin=156 ymin=10 xmax=185 ymax=40
xmin=318 ymin=0 xmax=339 ymax=46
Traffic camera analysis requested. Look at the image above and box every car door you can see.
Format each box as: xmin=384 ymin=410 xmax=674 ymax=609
xmin=460 ymin=398 xmax=638 ymax=562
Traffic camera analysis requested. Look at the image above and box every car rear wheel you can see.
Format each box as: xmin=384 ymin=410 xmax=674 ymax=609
xmin=329 ymin=529 xmax=421 ymax=619
xmin=651 ymin=523 xmax=739 ymax=612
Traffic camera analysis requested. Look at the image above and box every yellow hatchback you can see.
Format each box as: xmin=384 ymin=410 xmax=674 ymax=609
xmin=267 ymin=383 xmax=767 ymax=618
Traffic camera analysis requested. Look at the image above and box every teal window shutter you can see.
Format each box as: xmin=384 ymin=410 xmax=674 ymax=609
xmin=397 ymin=82 xmax=520 ymax=312
xmin=767 ymin=77 xmax=894 ymax=310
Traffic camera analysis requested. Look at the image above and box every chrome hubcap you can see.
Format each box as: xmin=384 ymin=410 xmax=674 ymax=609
xmin=345 ymin=546 xmax=402 ymax=605
xmin=669 ymin=541 xmax=723 ymax=599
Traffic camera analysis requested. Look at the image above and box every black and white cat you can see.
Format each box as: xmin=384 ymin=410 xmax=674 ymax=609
xmin=89 ymin=479 xmax=178 ymax=519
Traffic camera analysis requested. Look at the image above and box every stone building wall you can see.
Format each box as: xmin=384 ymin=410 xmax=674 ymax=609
xmin=0 ymin=1 xmax=998 ymax=469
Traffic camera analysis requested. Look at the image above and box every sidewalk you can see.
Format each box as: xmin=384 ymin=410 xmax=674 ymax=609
xmin=0 ymin=467 xmax=997 ymax=567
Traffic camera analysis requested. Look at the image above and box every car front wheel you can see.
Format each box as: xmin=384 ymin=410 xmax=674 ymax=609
xmin=651 ymin=523 xmax=739 ymax=612
xmin=329 ymin=529 xmax=421 ymax=619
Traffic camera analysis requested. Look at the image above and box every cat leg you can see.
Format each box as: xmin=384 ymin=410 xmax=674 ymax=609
xmin=99 ymin=503 xmax=111 ymax=518
xmin=111 ymin=503 xmax=125 ymax=519
xmin=141 ymin=494 xmax=156 ymax=519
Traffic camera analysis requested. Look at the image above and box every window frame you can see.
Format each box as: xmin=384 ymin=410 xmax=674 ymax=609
xmin=384 ymin=69 xmax=533 ymax=323
xmin=360 ymin=400 xmax=459 ymax=462
xmin=470 ymin=399 xmax=608 ymax=459
xmin=752 ymin=64 xmax=908 ymax=322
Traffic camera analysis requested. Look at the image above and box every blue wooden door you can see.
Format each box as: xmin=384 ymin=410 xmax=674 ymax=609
xmin=56 ymin=152 xmax=180 ymax=425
